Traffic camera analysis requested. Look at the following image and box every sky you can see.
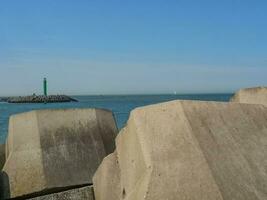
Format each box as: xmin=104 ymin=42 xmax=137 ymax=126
xmin=0 ymin=0 xmax=267 ymax=96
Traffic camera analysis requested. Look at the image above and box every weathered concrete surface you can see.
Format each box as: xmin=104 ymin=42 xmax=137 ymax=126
xmin=231 ymin=86 xmax=267 ymax=106
xmin=93 ymin=100 xmax=267 ymax=200
xmin=0 ymin=144 xmax=6 ymax=200
xmin=0 ymin=143 xmax=5 ymax=170
xmin=93 ymin=151 xmax=121 ymax=200
xmin=27 ymin=186 xmax=94 ymax=200
xmin=2 ymin=108 xmax=117 ymax=199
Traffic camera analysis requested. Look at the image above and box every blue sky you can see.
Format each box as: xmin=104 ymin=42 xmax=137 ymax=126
xmin=0 ymin=0 xmax=266 ymax=95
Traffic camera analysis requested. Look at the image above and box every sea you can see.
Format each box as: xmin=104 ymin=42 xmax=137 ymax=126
xmin=0 ymin=94 xmax=233 ymax=144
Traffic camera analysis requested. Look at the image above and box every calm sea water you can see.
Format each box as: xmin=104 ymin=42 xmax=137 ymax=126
xmin=0 ymin=94 xmax=233 ymax=143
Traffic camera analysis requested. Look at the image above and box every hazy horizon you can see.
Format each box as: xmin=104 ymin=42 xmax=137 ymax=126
xmin=0 ymin=91 xmax=235 ymax=97
xmin=1 ymin=1 xmax=267 ymax=96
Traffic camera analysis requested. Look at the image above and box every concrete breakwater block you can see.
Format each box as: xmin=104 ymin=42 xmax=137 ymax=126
xmin=231 ymin=86 xmax=267 ymax=106
xmin=1 ymin=108 xmax=117 ymax=199
xmin=27 ymin=186 xmax=95 ymax=200
xmin=93 ymin=100 xmax=267 ymax=200
xmin=93 ymin=152 xmax=121 ymax=200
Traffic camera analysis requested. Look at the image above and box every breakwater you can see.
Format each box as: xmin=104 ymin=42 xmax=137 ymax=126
xmin=1 ymin=108 xmax=117 ymax=199
xmin=0 ymin=94 xmax=233 ymax=144
xmin=230 ymin=86 xmax=267 ymax=106
xmin=3 ymin=95 xmax=78 ymax=103
xmin=0 ymin=87 xmax=266 ymax=199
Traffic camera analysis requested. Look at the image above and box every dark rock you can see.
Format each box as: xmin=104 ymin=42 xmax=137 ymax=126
xmin=7 ymin=95 xmax=78 ymax=103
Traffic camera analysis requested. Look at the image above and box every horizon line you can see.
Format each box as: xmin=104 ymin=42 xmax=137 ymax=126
xmin=0 ymin=92 xmax=235 ymax=97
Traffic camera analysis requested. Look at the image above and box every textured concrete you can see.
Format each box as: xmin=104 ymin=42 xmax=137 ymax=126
xmin=93 ymin=100 xmax=267 ymax=200
xmin=0 ymin=143 xmax=5 ymax=170
xmin=231 ymin=86 xmax=267 ymax=106
xmin=2 ymin=108 xmax=117 ymax=199
xmin=27 ymin=186 xmax=94 ymax=200
xmin=93 ymin=151 xmax=121 ymax=200
xmin=0 ymin=143 xmax=6 ymax=200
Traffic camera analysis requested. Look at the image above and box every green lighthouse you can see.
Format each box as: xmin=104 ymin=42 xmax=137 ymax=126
xmin=43 ymin=78 xmax=47 ymax=96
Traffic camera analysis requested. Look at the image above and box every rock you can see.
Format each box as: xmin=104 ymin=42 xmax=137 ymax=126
xmin=27 ymin=186 xmax=94 ymax=200
xmin=2 ymin=108 xmax=117 ymax=199
xmin=0 ymin=97 xmax=8 ymax=102
xmin=230 ymin=86 xmax=267 ymax=106
xmin=7 ymin=95 xmax=78 ymax=103
xmin=93 ymin=100 xmax=267 ymax=200
xmin=0 ymin=143 xmax=5 ymax=170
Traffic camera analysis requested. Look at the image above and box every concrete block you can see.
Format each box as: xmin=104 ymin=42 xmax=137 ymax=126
xmin=2 ymin=108 xmax=117 ymax=199
xmin=93 ymin=100 xmax=267 ymax=200
xmin=231 ymin=86 xmax=267 ymax=106
xmin=0 ymin=143 xmax=6 ymax=200
xmin=93 ymin=151 xmax=121 ymax=200
xmin=27 ymin=186 xmax=94 ymax=200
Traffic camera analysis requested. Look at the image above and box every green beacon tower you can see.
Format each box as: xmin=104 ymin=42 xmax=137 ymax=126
xmin=43 ymin=78 xmax=47 ymax=96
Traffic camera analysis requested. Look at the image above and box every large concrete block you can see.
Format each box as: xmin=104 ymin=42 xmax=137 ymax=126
xmin=231 ymin=86 xmax=267 ymax=106
xmin=93 ymin=100 xmax=267 ymax=200
xmin=0 ymin=143 xmax=6 ymax=199
xmin=1 ymin=108 xmax=117 ymax=199
xmin=93 ymin=151 xmax=121 ymax=200
xmin=27 ymin=186 xmax=95 ymax=200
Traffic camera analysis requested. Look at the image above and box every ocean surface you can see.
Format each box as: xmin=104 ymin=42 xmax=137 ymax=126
xmin=0 ymin=94 xmax=233 ymax=143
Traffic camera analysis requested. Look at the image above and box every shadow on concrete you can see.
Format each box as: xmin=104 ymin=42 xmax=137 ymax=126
xmin=0 ymin=143 xmax=6 ymax=171
xmin=0 ymin=171 xmax=10 ymax=200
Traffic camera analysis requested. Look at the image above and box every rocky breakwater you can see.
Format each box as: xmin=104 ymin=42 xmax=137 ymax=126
xmin=93 ymin=100 xmax=267 ymax=200
xmin=0 ymin=97 xmax=8 ymax=102
xmin=0 ymin=108 xmax=118 ymax=199
xmin=7 ymin=95 xmax=78 ymax=103
xmin=231 ymin=86 xmax=267 ymax=106
xmin=1 ymin=87 xmax=267 ymax=200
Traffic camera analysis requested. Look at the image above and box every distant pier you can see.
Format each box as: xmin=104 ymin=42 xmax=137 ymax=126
xmin=4 ymin=95 xmax=78 ymax=103
xmin=0 ymin=78 xmax=78 ymax=103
